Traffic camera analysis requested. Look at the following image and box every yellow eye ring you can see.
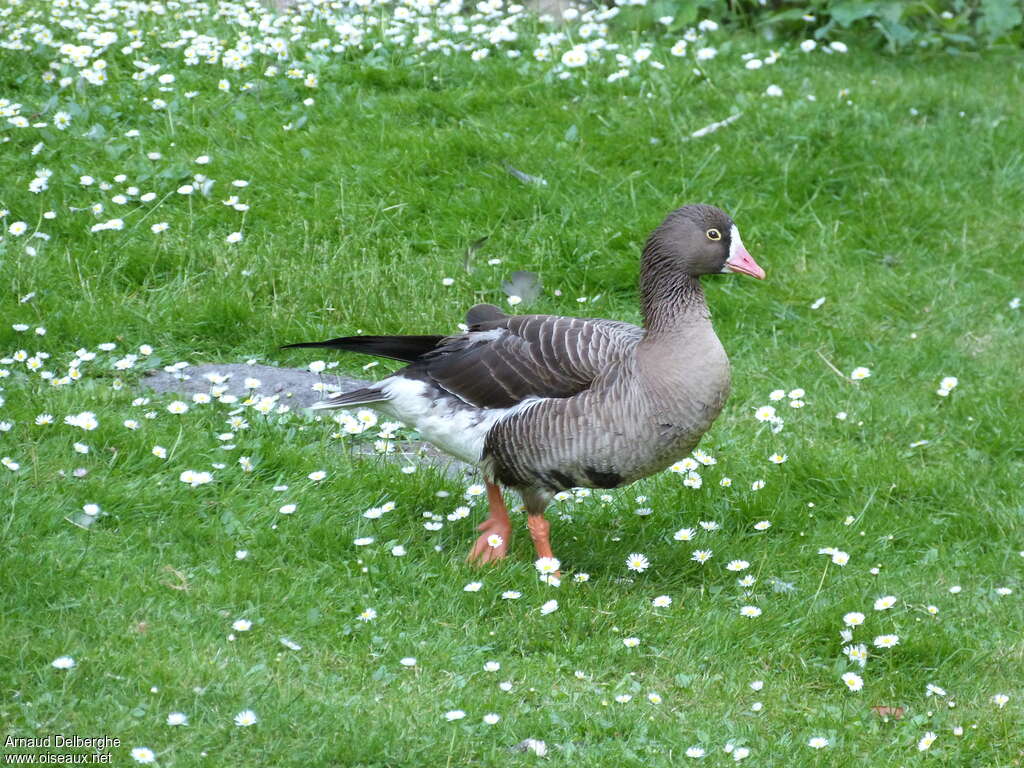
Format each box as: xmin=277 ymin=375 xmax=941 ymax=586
xmin=706 ymin=228 xmax=722 ymax=241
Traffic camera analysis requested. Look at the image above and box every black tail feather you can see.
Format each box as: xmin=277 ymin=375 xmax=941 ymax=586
xmin=282 ymin=334 xmax=444 ymax=363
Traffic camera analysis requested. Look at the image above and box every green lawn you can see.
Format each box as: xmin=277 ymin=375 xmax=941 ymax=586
xmin=2 ymin=1 xmax=1023 ymax=765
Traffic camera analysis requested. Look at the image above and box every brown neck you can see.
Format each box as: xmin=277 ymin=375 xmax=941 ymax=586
xmin=639 ymin=241 xmax=709 ymax=336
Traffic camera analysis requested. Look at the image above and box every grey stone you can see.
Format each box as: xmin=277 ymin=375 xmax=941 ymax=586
xmin=143 ymin=362 xmax=476 ymax=479
xmin=143 ymin=362 xmax=360 ymax=408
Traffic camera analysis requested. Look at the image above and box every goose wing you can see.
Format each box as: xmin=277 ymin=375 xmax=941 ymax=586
xmin=401 ymin=304 xmax=644 ymax=409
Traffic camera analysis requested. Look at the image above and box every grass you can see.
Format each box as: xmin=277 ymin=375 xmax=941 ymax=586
xmin=2 ymin=1 xmax=1024 ymax=765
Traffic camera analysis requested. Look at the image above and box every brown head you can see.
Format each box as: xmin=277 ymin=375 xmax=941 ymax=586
xmin=644 ymin=204 xmax=765 ymax=280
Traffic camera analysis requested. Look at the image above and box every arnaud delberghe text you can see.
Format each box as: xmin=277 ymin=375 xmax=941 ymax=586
xmin=5 ymin=735 xmax=121 ymax=749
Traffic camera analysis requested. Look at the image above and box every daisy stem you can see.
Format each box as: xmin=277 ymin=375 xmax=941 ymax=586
xmin=812 ymin=561 xmax=829 ymax=604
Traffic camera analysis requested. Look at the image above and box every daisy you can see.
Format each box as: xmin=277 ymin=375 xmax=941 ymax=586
xmin=535 ymin=556 xmax=560 ymax=575
xmin=753 ymin=520 xmax=772 ymax=531
xmin=850 ymin=366 xmax=871 ymax=380
xmin=917 ymin=731 xmax=937 ymax=751
xmin=226 ymin=231 xmax=243 ymax=244
xmin=674 ymin=527 xmax=696 ymax=541
xmin=726 ymin=560 xmax=749 ymax=572
xmin=925 ymin=683 xmax=947 ymax=697
xmin=873 ymin=595 xmax=897 ymax=611
xmin=691 ymin=550 xmax=713 ymax=564
xmin=615 ymin=694 xmax=632 ymax=703
xmin=357 ymin=608 xmax=377 ymax=622
xmin=166 ymin=400 xmax=189 ymax=414
xmin=444 ymin=710 xmax=465 ymax=721
xmin=768 ymin=453 xmax=787 ymax=464
xmin=561 ymin=47 xmax=588 ymax=67
xmin=843 ymin=611 xmax=865 ymax=627
xmin=754 ymin=405 xmax=776 ymax=422
xmin=464 ymin=483 xmax=486 ymax=498
xmin=179 ymin=470 xmax=212 ymax=487
xmin=166 ymin=712 xmax=188 ymax=726
xmin=232 ymin=619 xmax=252 ymax=632
xmin=501 ymin=591 xmax=521 ymax=600
xmin=841 ymin=672 xmax=863 ymax=692
xmin=400 ymin=657 xmax=416 ymax=667
xmin=652 ymin=595 xmax=672 ymax=607
xmin=622 ymin=637 xmax=640 ymax=648
xmin=540 ymin=599 xmax=558 ymax=615
xmin=873 ymin=634 xmax=899 ymax=648
xmin=234 ymin=710 xmax=258 ymax=727
xmin=843 ymin=644 xmax=868 ymax=668
xmin=626 ymin=553 xmax=649 ymax=572
xmin=130 ymin=747 xmax=156 ymax=764
xmin=483 ymin=713 xmax=500 ymax=724
xmin=51 ymin=656 xmax=75 ymax=669
xmin=807 ymin=737 xmax=828 ymax=749
xmin=685 ymin=746 xmax=706 ymax=758
xmin=670 ymin=459 xmax=696 ymax=474
xmin=463 ymin=582 xmax=482 ymax=592
xmin=647 ymin=692 xmax=662 ymax=704
xmin=739 ymin=605 xmax=761 ymax=618
xmin=486 ymin=534 xmax=504 ymax=548
xmin=991 ymin=693 xmax=1009 ymax=708
xmin=483 ymin=661 xmax=500 ymax=672
xmin=693 ymin=449 xmax=716 ymax=465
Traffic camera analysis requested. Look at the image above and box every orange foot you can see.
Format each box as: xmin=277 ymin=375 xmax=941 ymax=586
xmin=466 ymin=518 xmax=512 ymax=565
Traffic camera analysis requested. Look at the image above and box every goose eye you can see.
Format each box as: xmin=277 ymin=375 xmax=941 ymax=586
xmin=706 ymin=228 xmax=722 ymax=241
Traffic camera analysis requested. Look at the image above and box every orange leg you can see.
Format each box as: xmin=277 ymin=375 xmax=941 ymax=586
xmin=526 ymin=513 xmax=554 ymax=560
xmin=466 ymin=481 xmax=512 ymax=565
xmin=527 ymin=514 xmax=561 ymax=581
xmin=522 ymin=485 xmax=561 ymax=580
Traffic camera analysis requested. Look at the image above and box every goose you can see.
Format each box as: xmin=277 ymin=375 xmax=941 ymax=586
xmin=284 ymin=204 xmax=764 ymax=571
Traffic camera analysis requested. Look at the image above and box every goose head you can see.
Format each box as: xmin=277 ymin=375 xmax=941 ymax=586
xmin=646 ymin=204 xmax=765 ymax=280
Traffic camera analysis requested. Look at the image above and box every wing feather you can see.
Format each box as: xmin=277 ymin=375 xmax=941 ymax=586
xmin=403 ymin=313 xmax=644 ymax=409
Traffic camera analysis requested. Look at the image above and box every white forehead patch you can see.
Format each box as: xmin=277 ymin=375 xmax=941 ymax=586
xmin=721 ymin=225 xmax=746 ymax=272
xmin=728 ymin=225 xmax=745 ymax=259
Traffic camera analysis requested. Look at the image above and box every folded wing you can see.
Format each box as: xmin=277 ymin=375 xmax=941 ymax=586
xmin=403 ymin=305 xmax=644 ymax=409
